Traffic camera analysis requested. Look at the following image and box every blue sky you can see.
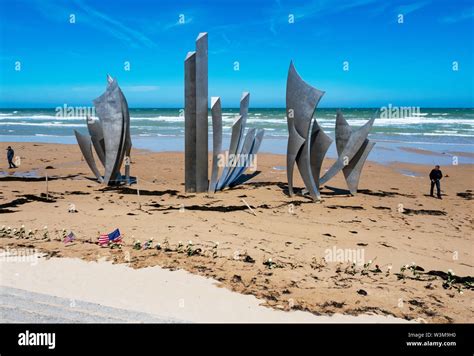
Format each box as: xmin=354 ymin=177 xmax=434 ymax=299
xmin=0 ymin=0 xmax=472 ymax=108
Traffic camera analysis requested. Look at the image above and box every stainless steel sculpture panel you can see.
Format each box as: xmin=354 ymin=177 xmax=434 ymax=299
xmin=224 ymin=127 xmax=256 ymax=187
xmin=319 ymin=115 xmax=375 ymax=186
xmin=184 ymin=51 xmax=197 ymax=192
xmin=93 ymin=79 xmax=125 ymax=184
xmin=208 ymin=93 xmax=264 ymax=193
xmin=286 ymin=61 xmax=326 ymax=200
xmin=309 ymin=120 xmax=332 ymax=198
xmin=217 ymin=92 xmax=250 ymax=190
xmin=87 ymin=117 xmax=106 ymax=167
xmin=343 ymin=139 xmax=375 ymax=194
xmin=228 ymin=128 xmax=264 ymax=187
xmin=209 ymin=96 xmax=222 ymax=193
xmin=195 ymin=33 xmax=209 ymax=192
xmin=321 ymin=111 xmax=375 ymax=194
xmin=185 ymin=33 xmax=209 ymax=193
xmin=286 ymin=62 xmax=375 ymax=200
xmin=74 ymin=130 xmax=103 ymax=182
xmin=75 ymin=76 xmax=132 ymax=185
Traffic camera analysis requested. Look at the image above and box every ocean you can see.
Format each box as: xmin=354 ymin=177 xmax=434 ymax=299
xmin=1 ymin=108 xmax=473 ymax=165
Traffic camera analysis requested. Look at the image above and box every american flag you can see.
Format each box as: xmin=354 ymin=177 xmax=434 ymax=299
xmin=63 ymin=231 xmax=76 ymax=244
xmin=98 ymin=234 xmax=109 ymax=247
xmin=108 ymin=228 xmax=122 ymax=243
xmin=98 ymin=228 xmax=122 ymax=247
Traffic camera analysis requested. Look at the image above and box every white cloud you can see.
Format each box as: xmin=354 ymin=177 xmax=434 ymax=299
xmin=441 ymin=6 xmax=474 ymax=23
xmin=31 ymin=0 xmax=156 ymax=48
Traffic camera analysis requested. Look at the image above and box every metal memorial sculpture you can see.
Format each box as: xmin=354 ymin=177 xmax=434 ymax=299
xmin=185 ymin=32 xmax=208 ymax=193
xmin=184 ymin=33 xmax=264 ymax=194
xmin=209 ymin=92 xmax=265 ymax=193
xmin=286 ymin=61 xmax=331 ymax=201
xmin=319 ymin=111 xmax=375 ymax=194
xmin=286 ymin=61 xmax=375 ymax=200
xmin=74 ymin=75 xmax=133 ymax=185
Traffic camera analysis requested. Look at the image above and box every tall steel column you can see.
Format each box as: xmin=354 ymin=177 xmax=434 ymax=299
xmin=195 ymin=32 xmax=209 ymax=192
xmin=184 ymin=51 xmax=197 ymax=192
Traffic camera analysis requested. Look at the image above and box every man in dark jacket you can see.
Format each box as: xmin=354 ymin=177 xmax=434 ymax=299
xmin=429 ymin=165 xmax=442 ymax=199
xmin=6 ymin=146 xmax=16 ymax=168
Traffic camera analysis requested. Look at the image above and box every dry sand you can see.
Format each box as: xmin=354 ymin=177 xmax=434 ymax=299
xmin=0 ymin=142 xmax=472 ymax=323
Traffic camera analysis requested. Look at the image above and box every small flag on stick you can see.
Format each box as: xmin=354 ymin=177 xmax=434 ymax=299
xmin=98 ymin=228 xmax=122 ymax=247
xmin=63 ymin=231 xmax=76 ymax=244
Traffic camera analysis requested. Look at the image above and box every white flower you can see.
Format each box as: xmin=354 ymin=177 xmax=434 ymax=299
xmin=43 ymin=226 xmax=48 ymax=230
xmin=214 ymin=241 xmax=219 ymax=246
xmin=448 ymin=269 xmax=454 ymax=276
xmin=12 ymin=229 xmax=17 ymax=233
xmin=21 ymin=225 xmax=25 ymax=229
xmin=404 ymin=264 xmax=409 ymax=269
xmin=387 ymin=265 xmax=393 ymax=270
xmin=460 ymin=291 xmax=463 ymax=295
xmin=368 ymin=260 xmax=372 ymax=264
xmin=268 ymin=258 xmax=272 ymax=263
xmin=156 ymin=243 xmax=161 ymax=246
xmin=188 ymin=240 xmax=193 ymax=245
xmin=7 ymin=227 xmax=11 ymax=230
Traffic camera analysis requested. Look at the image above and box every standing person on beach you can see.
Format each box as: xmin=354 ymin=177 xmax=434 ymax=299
xmin=6 ymin=146 xmax=16 ymax=169
xmin=429 ymin=165 xmax=442 ymax=199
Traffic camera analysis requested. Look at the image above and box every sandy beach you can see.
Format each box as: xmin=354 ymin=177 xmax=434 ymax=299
xmin=0 ymin=142 xmax=472 ymax=323
xmin=1 ymin=253 xmax=409 ymax=323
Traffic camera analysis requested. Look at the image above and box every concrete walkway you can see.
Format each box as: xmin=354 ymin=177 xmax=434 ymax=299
xmin=1 ymin=286 xmax=182 ymax=323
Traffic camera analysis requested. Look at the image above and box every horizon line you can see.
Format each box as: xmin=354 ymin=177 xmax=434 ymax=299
xmin=1 ymin=106 xmax=473 ymax=110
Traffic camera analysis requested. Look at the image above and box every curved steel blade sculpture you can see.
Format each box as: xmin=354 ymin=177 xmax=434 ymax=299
xmin=86 ymin=117 xmax=106 ymax=167
xmin=208 ymin=93 xmax=265 ymax=193
xmin=209 ymin=96 xmax=223 ymax=193
xmin=286 ymin=61 xmax=328 ymax=200
xmin=320 ymin=110 xmax=375 ymax=194
xmin=309 ymin=119 xmax=333 ymax=194
xmin=228 ymin=128 xmax=264 ymax=187
xmin=217 ymin=92 xmax=250 ymax=190
xmin=285 ymin=62 xmax=375 ymax=200
xmin=74 ymin=130 xmax=103 ymax=182
xmin=94 ymin=79 xmax=126 ymax=184
xmin=224 ymin=127 xmax=256 ymax=186
xmin=319 ymin=113 xmax=375 ymax=187
xmin=75 ymin=75 xmax=132 ymax=185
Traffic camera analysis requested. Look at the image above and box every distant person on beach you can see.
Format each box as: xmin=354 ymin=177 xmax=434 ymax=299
xmin=429 ymin=165 xmax=442 ymax=199
xmin=6 ymin=146 xmax=16 ymax=169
